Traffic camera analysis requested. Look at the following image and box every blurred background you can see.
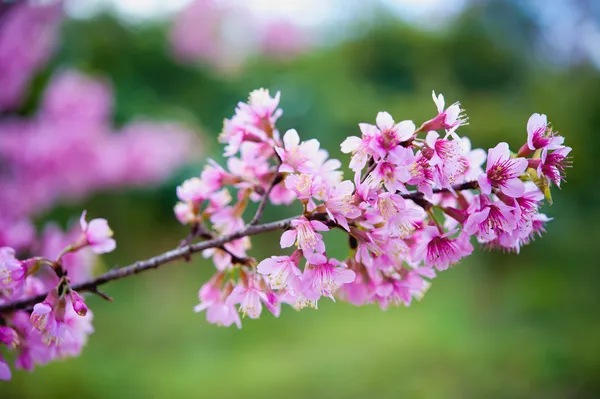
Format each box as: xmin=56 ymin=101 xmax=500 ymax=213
xmin=1 ymin=0 xmax=599 ymax=397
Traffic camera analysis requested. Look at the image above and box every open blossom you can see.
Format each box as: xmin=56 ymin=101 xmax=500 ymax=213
xmin=280 ymin=217 xmax=328 ymax=256
xmin=526 ymin=113 xmax=564 ymax=151
xmin=276 ymin=129 xmax=321 ymax=173
xmin=365 ymin=112 xmax=415 ymax=159
xmin=537 ymin=146 xmax=572 ymax=187
xmin=323 ymin=180 xmax=360 ymax=231
xmin=194 ymin=279 xmax=242 ymax=329
xmin=226 ymin=276 xmax=280 ymax=319
xmin=301 ymin=256 xmax=356 ymax=302
xmin=80 ymin=211 xmax=116 ymax=254
xmin=257 ymin=251 xmax=303 ymax=294
xmin=425 ymin=131 xmax=469 ymax=187
xmin=0 ymin=247 xmax=25 ymax=299
xmin=464 ymin=195 xmax=517 ymax=242
xmin=417 ymin=227 xmax=473 ymax=271
xmin=478 ymin=142 xmax=528 ymax=197
xmin=376 ymin=193 xmax=422 ymax=237
xmin=422 ymin=91 xmax=468 ymax=140
xmin=220 ymin=89 xmax=282 ymax=156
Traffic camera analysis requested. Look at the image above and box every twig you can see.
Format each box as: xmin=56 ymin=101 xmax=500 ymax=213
xmin=0 ymin=216 xmax=298 ymax=313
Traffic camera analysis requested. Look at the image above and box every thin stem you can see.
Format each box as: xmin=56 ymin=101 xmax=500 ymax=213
xmin=248 ymin=171 xmax=282 ymax=226
xmin=0 ymin=216 xmax=298 ymax=313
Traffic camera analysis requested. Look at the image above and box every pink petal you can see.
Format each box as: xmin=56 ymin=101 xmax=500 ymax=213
xmin=283 ymin=129 xmax=300 ymax=149
xmin=310 ymin=220 xmax=329 ymax=232
xmin=79 ymin=210 xmax=88 ymax=231
xmin=280 ymin=230 xmax=297 ymax=248
xmin=501 ymin=178 xmax=525 ymax=198
xmin=257 ymin=258 xmax=279 ymax=275
xmin=334 ymin=268 xmax=356 ymax=284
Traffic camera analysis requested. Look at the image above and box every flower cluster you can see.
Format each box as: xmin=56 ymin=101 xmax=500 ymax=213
xmin=0 ymin=212 xmax=115 ymax=380
xmin=177 ymin=89 xmax=571 ymax=328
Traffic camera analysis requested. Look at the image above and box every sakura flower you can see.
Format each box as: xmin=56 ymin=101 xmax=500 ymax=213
xmin=0 ymin=326 xmax=19 ymax=349
xmin=416 ymin=227 xmax=473 ymax=271
xmin=174 ymin=202 xmax=196 ymax=225
xmin=537 ymin=146 xmax=572 ymax=187
xmin=464 ymin=195 xmax=517 ymax=242
xmin=406 ymin=153 xmax=435 ymax=199
xmin=365 ymin=112 xmax=415 ymax=159
xmin=194 ymin=280 xmax=242 ymax=329
xmin=80 ymin=210 xmax=116 ymax=254
xmin=425 ymin=131 xmax=468 ymax=187
xmin=371 ymin=270 xmax=431 ymax=309
xmin=226 ymin=276 xmax=280 ymax=319
xmin=275 ymin=129 xmax=321 ymax=173
xmin=176 ymin=177 xmax=211 ymax=203
xmin=219 ymin=89 xmax=282 ymax=156
xmin=324 ymin=180 xmax=361 ymax=231
xmin=421 ymin=91 xmax=468 ymax=140
xmin=257 ymin=250 xmax=303 ymax=294
xmin=284 ymin=174 xmax=323 ymax=211
xmin=376 ymin=193 xmax=422 ymax=237
xmin=301 ymin=256 xmax=356 ymax=302
xmin=280 ymin=217 xmax=328 ymax=257
xmin=526 ymin=113 xmax=564 ymax=152
xmin=340 ymin=126 xmax=376 ymax=172
xmin=0 ymin=247 xmax=25 ymax=299
xmin=478 ymin=142 xmax=528 ymax=197
xmin=372 ymin=159 xmax=412 ymax=193
xmin=30 ymin=302 xmax=55 ymax=335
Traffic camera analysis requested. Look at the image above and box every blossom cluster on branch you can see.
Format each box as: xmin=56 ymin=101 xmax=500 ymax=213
xmin=0 ymin=86 xmax=571 ymax=380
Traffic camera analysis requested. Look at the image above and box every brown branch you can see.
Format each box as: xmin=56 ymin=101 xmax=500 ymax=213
xmin=0 ymin=216 xmax=298 ymax=313
xmin=400 ymin=180 xmax=479 ymax=210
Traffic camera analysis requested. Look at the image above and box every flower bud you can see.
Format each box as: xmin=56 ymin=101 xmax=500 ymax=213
xmin=70 ymin=291 xmax=88 ymax=316
xmin=0 ymin=327 xmax=19 ymax=349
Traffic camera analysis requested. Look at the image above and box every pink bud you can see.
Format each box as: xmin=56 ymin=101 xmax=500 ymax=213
xmin=70 ymin=291 xmax=88 ymax=316
xmin=0 ymin=327 xmax=19 ymax=349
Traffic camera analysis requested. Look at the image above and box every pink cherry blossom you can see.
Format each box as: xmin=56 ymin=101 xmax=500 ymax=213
xmin=226 ymin=276 xmax=280 ymax=319
xmin=422 ymin=91 xmax=468 ymax=140
xmin=276 ymin=129 xmax=321 ymax=173
xmin=537 ymin=146 xmax=572 ymax=187
xmin=478 ymin=142 xmax=528 ymax=197
xmin=0 ymin=247 xmax=25 ymax=299
xmin=80 ymin=211 xmax=116 ymax=254
xmin=280 ymin=217 xmax=328 ymax=256
xmin=417 ymin=227 xmax=473 ymax=270
xmin=526 ymin=113 xmax=564 ymax=151
xmin=464 ymin=195 xmax=517 ymax=242
xmin=194 ymin=280 xmax=242 ymax=329
xmin=323 ymin=180 xmax=361 ymax=231
xmin=365 ymin=112 xmax=415 ymax=159
xmin=257 ymin=251 xmax=304 ymax=294
xmin=301 ymin=257 xmax=356 ymax=302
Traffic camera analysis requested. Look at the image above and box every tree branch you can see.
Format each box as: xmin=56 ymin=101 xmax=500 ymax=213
xmin=0 ymin=216 xmax=298 ymax=313
xmin=0 ymin=180 xmax=479 ymax=314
